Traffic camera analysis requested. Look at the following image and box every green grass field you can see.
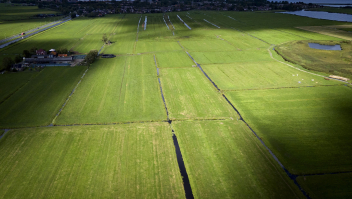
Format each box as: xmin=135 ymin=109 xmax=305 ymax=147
xmin=276 ymin=40 xmax=352 ymax=80
xmin=56 ymin=56 xmax=166 ymax=125
xmin=202 ymin=61 xmax=341 ymax=90
xmin=0 ymin=123 xmax=185 ymax=199
xmin=155 ymin=51 xmax=194 ymax=68
xmin=0 ymin=72 xmax=37 ymax=102
xmin=1 ymin=10 xmax=352 ymax=198
xmin=159 ymin=67 xmax=236 ymax=120
xmin=0 ymin=67 xmax=86 ymax=128
xmin=296 ymin=173 xmax=352 ymax=199
xmin=173 ymin=120 xmax=303 ymax=198
xmin=225 ymin=86 xmax=352 ymax=174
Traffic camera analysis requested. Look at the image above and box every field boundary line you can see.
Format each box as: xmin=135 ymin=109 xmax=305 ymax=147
xmin=268 ymin=45 xmax=352 ymax=85
xmin=299 ymin=170 xmax=352 ymax=177
xmin=237 ymin=118 xmax=300 ymax=198
xmin=0 ymin=129 xmax=10 ymax=140
xmin=117 ymin=59 xmax=127 ymax=106
xmin=179 ymin=39 xmax=310 ymax=198
xmin=154 ymin=55 xmax=170 ymax=120
xmin=222 ymin=84 xmax=343 ymax=92
xmin=170 ymin=128 xmax=194 ymax=199
xmin=51 ymin=67 xmax=89 ymax=125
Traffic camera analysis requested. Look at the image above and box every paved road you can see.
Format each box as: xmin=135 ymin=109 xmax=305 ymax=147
xmin=0 ymin=17 xmax=71 ymax=49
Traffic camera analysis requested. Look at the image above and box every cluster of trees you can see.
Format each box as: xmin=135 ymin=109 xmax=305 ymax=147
xmin=84 ymin=50 xmax=98 ymax=65
xmin=102 ymin=34 xmax=111 ymax=45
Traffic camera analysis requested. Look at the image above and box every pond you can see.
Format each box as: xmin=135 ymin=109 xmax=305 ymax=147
xmin=308 ymin=43 xmax=342 ymax=50
xmin=278 ymin=10 xmax=352 ymax=22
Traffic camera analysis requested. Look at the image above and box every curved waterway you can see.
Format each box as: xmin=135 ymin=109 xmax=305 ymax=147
xmin=279 ymin=10 xmax=352 ymax=22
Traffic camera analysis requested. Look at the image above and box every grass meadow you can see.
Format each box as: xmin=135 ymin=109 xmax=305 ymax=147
xmin=173 ymin=120 xmax=303 ymax=198
xmin=56 ymin=56 xmax=166 ymax=125
xmin=159 ymin=68 xmax=236 ymax=120
xmin=0 ymin=67 xmax=86 ymax=128
xmin=0 ymin=72 xmax=37 ymax=102
xmin=225 ymin=86 xmax=352 ymax=175
xmin=276 ymin=40 xmax=352 ymax=80
xmin=0 ymin=123 xmax=185 ymax=199
xmin=202 ymin=61 xmax=341 ymax=90
xmin=1 ymin=9 xmax=352 ymax=198
xmin=296 ymin=173 xmax=352 ymax=199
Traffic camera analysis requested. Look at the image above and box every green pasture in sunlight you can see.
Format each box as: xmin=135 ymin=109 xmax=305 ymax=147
xmin=56 ymin=56 xmax=166 ymax=125
xmin=225 ymin=86 xmax=352 ymax=175
xmin=0 ymin=124 xmax=185 ymax=199
xmin=173 ymin=120 xmax=304 ymax=198
xmin=202 ymin=61 xmax=341 ymax=90
xmin=296 ymin=173 xmax=352 ymax=199
xmin=0 ymin=4 xmax=59 ymax=22
xmin=0 ymin=72 xmax=37 ymax=102
xmin=0 ymin=67 xmax=86 ymax=128
xmin=155 ymin=51 xmax=194 ymax=68
xmin=189 ymin=49 xmax=272 ymax=64
xmin=159 ymin=68 xmax=235 ymax=120
xmin=135 ymin=41 xmax=181 ymax=54
xmin=1 ymin=10 xmax=352 ymax=198
xmin=276 ymin=40 xmax=352 ymax=80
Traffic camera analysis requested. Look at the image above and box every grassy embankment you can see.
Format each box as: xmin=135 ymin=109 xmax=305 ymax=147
xmin=276 ymin=40 xmax=352 ymax=80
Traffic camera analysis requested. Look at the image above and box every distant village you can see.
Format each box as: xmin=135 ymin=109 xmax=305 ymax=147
xmin=10 ymin=0 xmax=324 ymax=16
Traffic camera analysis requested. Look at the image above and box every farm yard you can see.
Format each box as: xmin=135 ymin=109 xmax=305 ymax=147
xmin=1 ymin=7 xmax=352 ymax=198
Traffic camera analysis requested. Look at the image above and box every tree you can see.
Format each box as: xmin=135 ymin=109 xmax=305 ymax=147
xmin=71 ymin=13 xmax=76 ymax=18
xmin=29 ymin=47 xmax=37 ymax=55
xmin=57 ymin=48 xmax=68 ymax=54
xmin=23 ymin=50 xmax=31 ymax=58
xmin=102 ymin=34 xmax=108 ymax=44
xmin=14 ymin=55 xmax=22 ymax=63
xmin=3 ymin=57 xmax=14 ymax=71
xmin=84 ymin=50 xmax=98 ymax=65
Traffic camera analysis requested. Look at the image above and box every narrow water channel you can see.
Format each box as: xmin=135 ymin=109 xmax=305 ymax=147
xmin=172 ymin=133 xmax=194 ymax=199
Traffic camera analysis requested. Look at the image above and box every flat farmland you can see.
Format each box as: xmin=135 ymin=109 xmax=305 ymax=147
xmin=296 ymin=173 xmax=352 ymax=198
xmin=202 ymin=61 xmax=341 ymax=90
xmin=173 ymin=120 xmax=303 ymax=198
xmin=225 ymin=86 xmax=352 ymax=175
xmin=180 ymin=39 xmax=236 ymax=52
xmin=0 ymin=72 xmax=37 ymax=102
xmin=189 ymin=49 xmax=272 ymax=64
xmin=1 ymin=10 xmax=352 ymax=198
xmin=0 ymin=123 xmax=185 ymax=199
xmin=159 ymin=68 xmax=236 ymax=120
xmin=102 ymin=15 xmax=139 ymax=55
xmin=0 ymin=67 xmax=86 ymax=128
xmin=155 ymin=51 xmax=194 ymax=68
xmin=56 ymin=56 xmax=166 ymax=125
xmin=0 ymin=4 xmax=58 ymax=22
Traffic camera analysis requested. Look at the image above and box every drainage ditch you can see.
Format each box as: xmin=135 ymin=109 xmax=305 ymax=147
xmin=154 ymin=55 xmax=169 ymax=120
xmin=154 ymin=54 xmax=194 ymax=198
xmin=172 ymin=131 xmax=194 ymax=199
xmin=179 ymin=44 xmax=311 ymax=198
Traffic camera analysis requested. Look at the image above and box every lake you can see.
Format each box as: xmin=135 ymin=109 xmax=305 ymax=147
xmin=308 ymin=43 xmax=342 ymax=50
xmin=279 ymin=10 xmax=352 ymax=22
